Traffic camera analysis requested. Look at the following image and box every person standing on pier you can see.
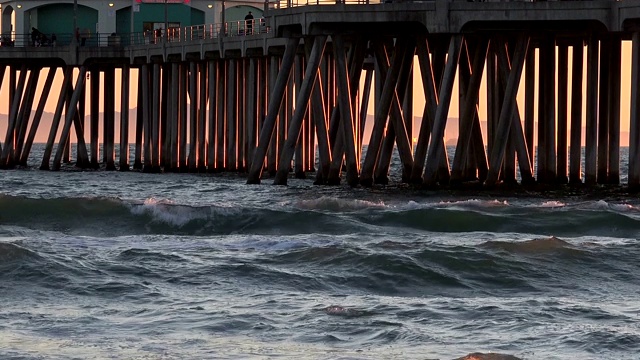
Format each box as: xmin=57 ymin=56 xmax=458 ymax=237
xmin=245 ymin=11 xmax=254 ymax=35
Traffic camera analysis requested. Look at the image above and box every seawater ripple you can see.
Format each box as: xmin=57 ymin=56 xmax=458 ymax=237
xmin=2 ymin=184 xmax=640 ymax=358
xmin=4 ymin=194 xmax=640 ymax=239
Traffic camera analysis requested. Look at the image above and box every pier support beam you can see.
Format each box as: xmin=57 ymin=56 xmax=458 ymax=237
xmin=585 ymin=35 xmax=599 ymax=185
xmin=608 ymin=35 xmax=621 ymax=184
xmin=119 ymin=65 xmax=130 ymax=171
xmin=485 ymin=36 xmax=529 ymax=186
xmin=247 ymin=36 xmax=301 ymax=184
xmin=1 ymin=65 xmax=27 ymax=168
xmin=207 ymin=61 xmax=217 ymax=172
xmin=630 ymin=33 xmax=640 ymax=188
xmin=53 ymin=67 xmax=88 ymax=171
xmin=569 ymin=41 xmax=584 ymax=184
xmin=557 ymin=43 xmax=569 ymax=184
xmin=21 ymin=67 xmax=58 ymax=166
xmin=423 ymin=35 xmax=463 ymax=186
xmin=274 ymin=35 xmax=327 ymax=185
xmin=41 ymin=68 xmax=73 ymax=170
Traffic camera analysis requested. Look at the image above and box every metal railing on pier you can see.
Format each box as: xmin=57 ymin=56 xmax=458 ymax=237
xmin=0 ymin=18 xmax=271 ymax=48
xmin=268 ymin=0 xmax=383 ymax=9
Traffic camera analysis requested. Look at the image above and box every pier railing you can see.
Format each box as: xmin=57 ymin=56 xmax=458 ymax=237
xmin=0 ymin=18 xmax=271 ymax=48
xmin=268 ymin=0 xmax=381 ymax=9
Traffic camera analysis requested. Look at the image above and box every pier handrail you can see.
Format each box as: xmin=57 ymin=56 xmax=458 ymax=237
xmin=0 ymin=19 xmax=271 ymax=48
xmin=267 ymin=0 xmax=381 ymax=9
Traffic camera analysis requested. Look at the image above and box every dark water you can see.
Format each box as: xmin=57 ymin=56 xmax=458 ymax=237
xmin=1 ymin=145 xmax=639 ymax=359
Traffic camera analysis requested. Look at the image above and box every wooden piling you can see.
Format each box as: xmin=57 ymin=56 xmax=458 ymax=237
xmin=629 ymin=33 xmax=640 ymax=188
xmin=119 ymin=65 xmax=130 ymax=171
xmin=569 ymin=41 xmax=584 ymax=184
xmin=247 ymin=37 xmax=301 ymax=184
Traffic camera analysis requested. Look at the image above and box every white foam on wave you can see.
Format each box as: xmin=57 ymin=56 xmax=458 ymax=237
xmin=588 ymin=199 xmax=611 ymax=210
xmin=536 ymin=200 xmax=566 ymax=208
xmin=438 ymin=199 xmax=509 ymax=208
xmin=609 ymin=203 xmax=640 ymax=212
xmin=293 ymin=196 xmax=386 ymax=212
xmin=128 ymin=198 xmax=214 ymax=227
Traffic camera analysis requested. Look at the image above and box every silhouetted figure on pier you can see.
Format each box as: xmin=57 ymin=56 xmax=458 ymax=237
xmin=31 ymin=27 xmax=42 ymax=46
xmin=245 ymin=11 xmax=254 ymax=35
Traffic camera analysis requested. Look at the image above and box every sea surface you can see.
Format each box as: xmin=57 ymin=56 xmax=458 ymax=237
xmin=1 ymin=145 xmax=639 ymax=360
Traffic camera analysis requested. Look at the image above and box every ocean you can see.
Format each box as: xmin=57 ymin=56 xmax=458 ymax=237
xmin=1 ymin=144 xmax=639 ymax=360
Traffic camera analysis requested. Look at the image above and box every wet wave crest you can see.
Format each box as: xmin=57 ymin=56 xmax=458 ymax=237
xmin=3 ymin=195 xmax=640 ymax=239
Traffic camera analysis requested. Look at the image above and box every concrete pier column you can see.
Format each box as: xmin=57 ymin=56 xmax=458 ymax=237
xmin=557 ymin=43 xmax=569 ymax=183
xmin=361 ymin=40 xmax=403 ymax=186
xmin=451 ymin=38 xmax=488 ymax=183
xmin=207 ymin=60 xmax=217 ymax=172
xmin=359 ymin=66 xmax=373 ymax=157
xmin=238 ymin=60 xmax=246 ymax=172
xmin=14 ymin=67 xmax=41 ymax=165
xmin=608 ymin=36 xmax=621 ymax=184
xmin=53 ymin=67 xmax=87 ymax=171
xmin=524 ymin=46 xmax=535 ymax=166
xmin=247 ymin=36 xmax=301 ymax=183
xmin=216 ymin=60 xmax=226 ymax=171
xmin=76 ymin=77 xmax=87 ymax=168
xmin=328 ymin=41 xmax=366 ymax=185
xmin=90 ymin=67 xmax=100 ymax=168
xmin=170 ymin=63 xmax=180 ymax=171
xmin=423 ymin=35 xmax=463 ymax=185
xmin=311 ymin=57 xmax=331 ymax=184
xmin=585 ymin=35 xmax=599 ymax=185
xmin=246 ymin=57 xmax=258 ymax=171
xmin=198 ymin=62 xmax=207 ymax=172
xmin=133 ymin=68 xmax=144 ymax=170
xmin=141 ymin=64 xmax=152 ymax=171
xmin=629 ymin=32 xmax=640 ymax=188
xmin=259 ymin=57 xmax=268 ymax=161
xmin=333 ymin=34 xmax=359 ymax=187
xmin=104 ymin=67 xmax=116 ymax=170
xmin=161 ymin=64 xmax=170 ymax=169
xmin=1 ymin=65 xmax=27 ymax=168
xmin=411 ymin=36 xmax=438 ymax=183
xmin=267 ymin=56 xmax=280 ymax=176
xmin=21 ymin=67 xmax=58 ymax=166
xmin=294 ymin=53 xmax=305 ymax=178
xmin=62 ymin=87 xmax=71 ymax=164
xmin=371 ymin=39 xmax=414 ymax=184
xmin=485 ymin=37 xmax=529 ymax=186
xmin=188 ymin=61 xmax=198 ymax=172
xmin=569 ymin=41 xmax=584 ymax=184
xmin=538 ymin=36 xmax=557 ymax=183
xmin=597 ymin=36 xmax=611 ymax=184
xmin=227 ymin=58 xmax=238 ymax=171
xmin=179 ymin=63 xmax=188 ymax=170
xmin=486 ymin=44 xmax=496 ymax=158
xmin=496 ymin=36 xmax=533 ymax=184
xmin=275 ymin=35 xmax=327 ymax=185
xmin=41 ymin=68 xmax=72 ymax=170
xmin=385 ymin=38 xmax=415 ymax=183
xmin=119 ymin=65 xmax=130 ymax=171
xmin=151 ymin=63 xmax=161 ymax=172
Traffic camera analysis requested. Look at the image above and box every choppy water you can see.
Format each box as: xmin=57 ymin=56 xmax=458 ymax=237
xmin=1 ymin=145 xmax=639 ymax=359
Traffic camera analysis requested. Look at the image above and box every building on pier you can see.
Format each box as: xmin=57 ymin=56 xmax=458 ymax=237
xmin=0 ymin=0 xmax=264 ymax=47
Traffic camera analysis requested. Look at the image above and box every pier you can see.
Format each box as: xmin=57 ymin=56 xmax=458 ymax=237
xmin=3 ymin=0 xmax=640 ymax=188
